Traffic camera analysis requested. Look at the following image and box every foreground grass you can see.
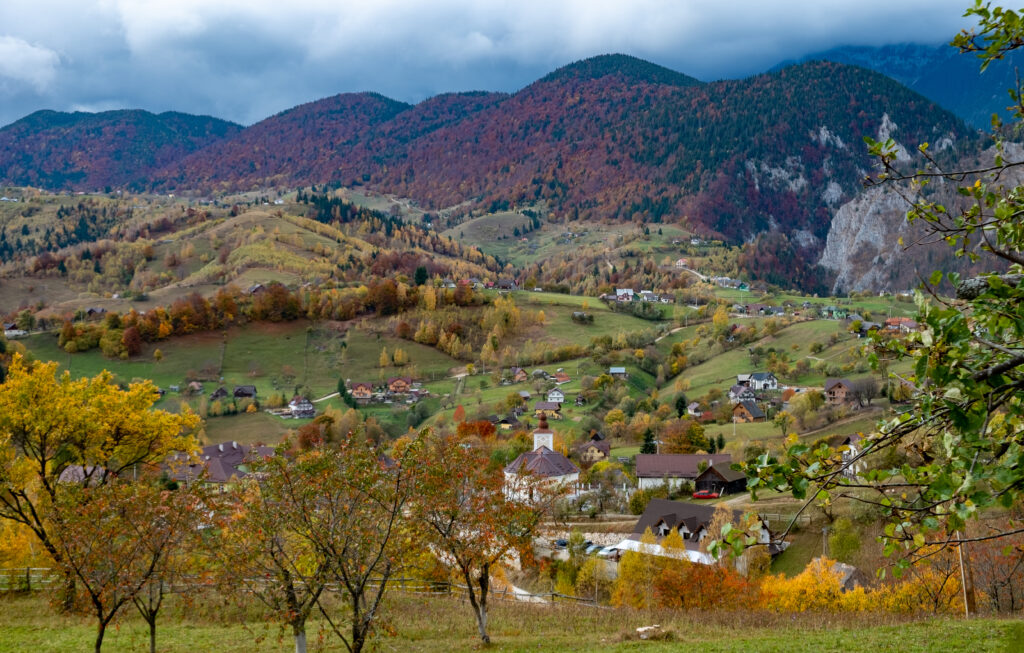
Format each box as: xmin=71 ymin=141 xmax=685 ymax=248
xmin=1 ymin=591 xmax=1019 ymax=652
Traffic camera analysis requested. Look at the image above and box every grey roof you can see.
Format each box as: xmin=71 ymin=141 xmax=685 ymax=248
xmin=695 ymin=462 xmax=747 ymax=484
xmin=635 ymin=454 xmax=732 ymax=479
xmin=749 ymin=372 xmax=776 ymax=381
xmin=504 ymin=446 xmax=579 ymax=478
xmin=737 ymin=400 xmax=765 ymax=419
xmin=630 ymin=498 xmax=744 ymax=540
xmin=534 ymin=401 xmax=561 ymax=411
xmin=166 ymin=441 xmax=275 ymax=484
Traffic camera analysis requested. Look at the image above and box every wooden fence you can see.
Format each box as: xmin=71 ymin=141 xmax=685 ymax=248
xmin=0 ymin=568 xmax=57 ymax=592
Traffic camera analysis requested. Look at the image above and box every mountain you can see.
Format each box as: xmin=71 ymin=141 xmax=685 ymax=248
xmin=0 ymin=110 xmax=242 ymax=191
xmin=778 ymin=43 xmax=1024 ymax=129
xmin=155 ymin=92 xmax=416 ymax=191
xmin=0 ymin=55 xmax=979 ymax=291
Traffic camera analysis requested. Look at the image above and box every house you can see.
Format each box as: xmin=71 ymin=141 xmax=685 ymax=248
xmin=748 ymin=372 xmax=779 ymax=391
xmin=497 ymin=278 xmax=518 ymax=291
xmin=675 ymin=258 xmax=689 ymax=269
xmin=534 ymin=402 xmax=562 ymax=419
xmin=635 ymin=454 xmax=733 ymax=490
xmin=518 ymin=390 xmax=532 ymax=401
xmin=575 ymin=439 xmax=611 ymax=465
xmin=732 ymin=400 xmax=766 ymax=423
xmin=615 ymin=288 xmax=635 ymax=302
xmin=546 ymin=388 xmax=565 ymax=404
xmin=574 ymin=394 xmax=586 ymax=407
xmin=3 ymin=328 xmax=27 ymax=339
xmin=613 ymin=499 xmax=778 ymax=564
xmin=736 ymin=373 xmax=751 ymax=387
xmin=840 ymin=434 xmax=864 ymax=480
xmin=233 ymin=385 xmax=258 ymax=399
xmin=884 ymin=317 xmax=920 ymax=333
xmin=728 ymin=385 xmax=756 ymax=402
xmin=387 ymin=377 xmax=413 ymax=394
xmin=210 ymin=387 xmax=230 ymax=401
xmin=187 ymin=381 xmax=204 ymax=394
xmin=85 ymin=307 xmax=107 ymax=319
xmin=288 ymin=396 xmax=316 ymax=419
xmin=510 ymin=367 xmax=529 ymax=383
xmin=1 ymin=322 xmax=16 ymax=331
xmin=247 ymin=283 xmax=266 ymax=295
xmin=350 ymin=382 xmax=374 ymax=403
xmin=553 ymin=371 xmax=571 ymax=384
xmin=687 ymin=402 xmax=703 ymax=417
xmin=609 ymin=366 xmax=628 ymax=379
xmin=496 ymin=414 xmax=522 ymax=431
xmin=504 ymin=414 xmax=579 ymax=496
xmin=166 ymin=441 xmax=275 ymax=487
xmin=639 ymin=290 xmax=660 ymax=302
xmin=823 ymin=305 xmax=848 ymax=320
xmin=694 ymin=463 xmax=747 ymax=496
xmin=824 ymin=378 xmax=857 ymax=408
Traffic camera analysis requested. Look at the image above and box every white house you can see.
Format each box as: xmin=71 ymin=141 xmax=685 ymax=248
xmin=546 ymin=388 xmax=565 ymax=404
xmin=748 ymin=372 xmax=779 ymax=391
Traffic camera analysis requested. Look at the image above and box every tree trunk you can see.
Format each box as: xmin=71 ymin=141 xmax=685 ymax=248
xmin=292 ymin=623 xmax=307 ymax=653
xmin=464 ymin=565 xmax=491 ymax=644
xmin=95 ymin=622 xmax=106 ymax=653
xmin=60 ymin=571 xmax=76 ymax=613
xmin=148 ymin=617 xmax=157 ymax=653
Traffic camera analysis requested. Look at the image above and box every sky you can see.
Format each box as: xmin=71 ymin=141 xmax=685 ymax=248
xmin=0 ymin=0 xmax=975 ymax=128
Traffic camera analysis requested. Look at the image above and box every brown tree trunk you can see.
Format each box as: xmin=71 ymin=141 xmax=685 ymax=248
xmin=94 ymin=622 xmax=106 ymax=653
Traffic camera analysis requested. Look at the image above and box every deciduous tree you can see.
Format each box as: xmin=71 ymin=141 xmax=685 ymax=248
xmin=414 ymin=432 xmax=554 ymax=644
xmin=0 ymin=355 xmax=199 ymax=608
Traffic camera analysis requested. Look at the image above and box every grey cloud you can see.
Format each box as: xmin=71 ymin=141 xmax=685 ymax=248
xmin=0 ymin=0 xmax=976 ymax=127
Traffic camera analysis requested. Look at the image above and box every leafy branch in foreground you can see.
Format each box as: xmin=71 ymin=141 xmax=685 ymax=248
xmin=743 ymin=1 xmax=1024 ymax=570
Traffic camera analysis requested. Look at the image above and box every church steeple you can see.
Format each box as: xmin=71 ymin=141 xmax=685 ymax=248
xmin=533 ymin=412 xmax=553 ymax=450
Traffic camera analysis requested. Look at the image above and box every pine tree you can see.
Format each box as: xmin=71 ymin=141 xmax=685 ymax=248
xmin=640 ymin=428 xmax=657 ymax=455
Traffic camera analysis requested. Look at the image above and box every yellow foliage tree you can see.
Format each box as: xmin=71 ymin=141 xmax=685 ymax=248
xmin=0 ymin=354 xmax=199 ymax=604
xmin=610 ymin=530 xmax=660 ymax=608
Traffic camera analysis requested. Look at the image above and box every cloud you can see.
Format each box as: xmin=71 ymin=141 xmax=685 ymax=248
xmin=0 ymin=0 xmax=980 ymax=127
xmin=0 ymin=36 xmax=60 ymax=91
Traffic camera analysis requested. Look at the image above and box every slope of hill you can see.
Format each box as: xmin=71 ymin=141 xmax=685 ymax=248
xmin=779 ymin=43 xmax=1024 ymax=129
xmin=155 ymin=92 xmax=415 ymax=191
xmin=0 ymin=110 xmax=241 ymax=191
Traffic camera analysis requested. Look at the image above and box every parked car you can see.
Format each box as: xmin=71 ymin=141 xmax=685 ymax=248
xmin=552 ymin=538 xmax=568 ymax=549
xmin=596 ymin=546 xmax=618 ymax=559
xmin=585 ymin=544 xmax=602 ymax=555
xmin=692 ymin=489 xmax=720 ymax=499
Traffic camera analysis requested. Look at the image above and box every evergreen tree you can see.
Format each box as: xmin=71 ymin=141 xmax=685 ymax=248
xmin=640 ymin=428 xmax=657 ymax=455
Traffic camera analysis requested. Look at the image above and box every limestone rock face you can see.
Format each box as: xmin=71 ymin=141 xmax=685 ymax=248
xmin=818 ymin=185 xmax=913 ymax=294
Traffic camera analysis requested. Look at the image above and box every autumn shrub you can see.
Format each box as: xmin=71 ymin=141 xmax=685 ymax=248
xmin=760 ymin=558 xmax=847 ymax=612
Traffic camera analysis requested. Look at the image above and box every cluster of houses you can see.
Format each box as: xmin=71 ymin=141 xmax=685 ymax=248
xmin=685 ymin=369 xmax=869 ymax=427
xmin=208 ymin=384 xmax=258 ymax=402
xmin=712 ymin=277 xmax=750 ymax=292
xmin=347 ymin=377 xmax=428 ymax=405
xmin=600 ymin=288 xmax=674 ymax=304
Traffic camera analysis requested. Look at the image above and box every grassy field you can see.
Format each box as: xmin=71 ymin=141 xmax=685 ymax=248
xmin=0 ymin=591 xmax=1018 ymax=653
